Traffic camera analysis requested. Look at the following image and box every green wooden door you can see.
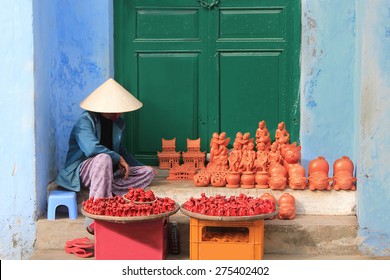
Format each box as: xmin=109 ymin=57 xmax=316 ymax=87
xmin=114 ymin=0 xmax=300 ymax=165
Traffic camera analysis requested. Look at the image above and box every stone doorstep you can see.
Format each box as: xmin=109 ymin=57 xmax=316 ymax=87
xmin=48 ymin=169 xmax=356 ymax=216
xmin=35 ymin=212 xmax=360 ymax=256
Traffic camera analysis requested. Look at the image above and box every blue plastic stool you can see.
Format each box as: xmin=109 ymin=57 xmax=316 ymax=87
xmin=47 ymin=190 xmax=78 ymax=220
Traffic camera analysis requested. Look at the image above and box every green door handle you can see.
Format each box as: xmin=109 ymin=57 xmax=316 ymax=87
xmin=198 ymin=0 xmax=220 ymax=9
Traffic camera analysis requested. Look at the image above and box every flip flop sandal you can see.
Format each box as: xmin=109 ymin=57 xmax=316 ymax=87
xmin=64 ymin=245 xmax=94 ymax=258
xmin=65 ymin=237 xmax=94 ymax=249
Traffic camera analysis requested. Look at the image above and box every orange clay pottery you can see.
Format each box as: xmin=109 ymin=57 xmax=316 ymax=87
xmin=278 ymin=193 xmax=296 ymax=220
xmin=281 ymin=142 xmax=301 ymax=173
xmin=225 ymin=171 xmax=241 ymax=188
xmin=288 ymin=164 xmax=307 ymax=190
xmin=255 ymin=171 xmax=269 ymax=189
xmin=260 ymin=192 xmax=276 ymax=219
xmin=332 ymin=156 xmax=356 ymax=191
xmin=240 ymin=171 xmax=255 ymax=189
xmin=193 ymin=170 xmax=211 ymax=187
xmin=308 ymin=156 xmax=331 ymax=191
xmin=260 ymin=192 xmax=277 ymax=204
xmin=268 ymin=176 xmax=287 ymax=190
xmin=308 ymin=156 xmax=329 ymax=173
xmin=268 ymin=163 xmax=287 ymax=190
xmin=210 ymin=171 xmax=228 ymax=187
xmin=268 ymin=162 xmax=287 ymax=178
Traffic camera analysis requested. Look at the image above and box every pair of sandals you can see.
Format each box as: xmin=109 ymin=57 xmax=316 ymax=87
xmin=64 ymin=237 xmax=94 ymax=258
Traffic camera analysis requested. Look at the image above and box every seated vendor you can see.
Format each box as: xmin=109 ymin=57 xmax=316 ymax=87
xmin=55 ymin=78 xmax=156 ymax=234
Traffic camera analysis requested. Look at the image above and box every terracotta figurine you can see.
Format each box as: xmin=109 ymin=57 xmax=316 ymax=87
xmin=275 ymin=121 xmax=290 ymax=146
xmin=255 ymin=120 xmax=271 ymax=150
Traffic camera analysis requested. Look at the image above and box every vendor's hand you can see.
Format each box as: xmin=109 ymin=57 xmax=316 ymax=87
xmin=118 ymin=156 xmax=130 ymax=179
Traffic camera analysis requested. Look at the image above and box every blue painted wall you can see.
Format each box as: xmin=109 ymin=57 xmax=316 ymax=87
xmin=358 ymin=0 xmax=390 ymax=255
xmin=0 ymin=0 xmax=113 ymax=259
xmin=300 ymin=0 xmax=359 ymax=173
xmin=50 ymin=0 xmax=113 ymax=174
xmin=35 ymin=0 xmax=113 ymax=213
xmin=0 ymin=0 xmax=36 ymax=259
xmin=34 ymin=0 xmax=57 ymax=218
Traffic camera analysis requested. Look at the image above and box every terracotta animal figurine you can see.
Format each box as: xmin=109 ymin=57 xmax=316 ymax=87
xmin=308 ymin=156 xmax=331 ymax=191
xmin=278 ymin=193 xmax=296 ymax=220
xmin=280 ymin=142 xmax=301 ymax=173
xmin=288 ymin=164 xmax=307 ymax=190
xmin=332 ymin=156 xmax=356 ymax=191
xmin=268 ymin=162 xmax=287 ymax=190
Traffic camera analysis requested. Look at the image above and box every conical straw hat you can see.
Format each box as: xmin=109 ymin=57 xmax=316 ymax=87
xmin=80 ymin=78 xmax=143 ymax=113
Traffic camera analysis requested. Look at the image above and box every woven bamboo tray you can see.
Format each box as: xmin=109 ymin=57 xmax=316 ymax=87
xmin=180 ymin=204 xmax=278 ymax=222
xmin=81 ymin=202 xmax=180 ymax=223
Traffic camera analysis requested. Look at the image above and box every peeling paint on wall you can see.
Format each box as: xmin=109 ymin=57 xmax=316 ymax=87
xmin=356 ymin=0 xmax=390 ymax=255
xmin=50 ymin=1 xmax=112 ymax=172
xmin=300 ymin=0 xmax=358 ymax=175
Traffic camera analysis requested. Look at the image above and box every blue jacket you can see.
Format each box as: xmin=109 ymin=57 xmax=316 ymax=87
xmin=55 ymin=111 xmax=126 ymax=192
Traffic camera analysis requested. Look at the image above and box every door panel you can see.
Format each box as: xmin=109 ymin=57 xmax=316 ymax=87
xmin=219 ymin=8 xmax=286 ymax=40
xmin=114 ymin=0 xmax=300 ymax=165
xmin=219 ymin=51 xmax=283 ymax=140
xmin=136 ymin=9 xmax=200 ymax=40
xmin=136 ymin=53 xmax=199 ymax=155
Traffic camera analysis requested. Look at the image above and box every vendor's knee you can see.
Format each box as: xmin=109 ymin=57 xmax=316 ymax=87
xmin=94 ymin=153 xmax=113 ymax=170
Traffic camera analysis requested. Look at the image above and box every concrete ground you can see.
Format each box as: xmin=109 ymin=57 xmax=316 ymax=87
xmin=30 ymin=248 xmax=390 ymax=260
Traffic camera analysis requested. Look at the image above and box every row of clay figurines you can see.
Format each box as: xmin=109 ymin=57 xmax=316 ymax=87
xmin=193 ymin=121 xmax=357 ymax=191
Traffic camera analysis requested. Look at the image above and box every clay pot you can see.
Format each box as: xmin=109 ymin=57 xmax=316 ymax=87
xmin=240 ymin=171 xmax=255 ymax=189
xmin=226 ymin=171 xmax=241 ymax=188
xmin=255 ymin=171 xmax=269 ymax=189
xmin=278 ymin=193 xmax=296 ymax=220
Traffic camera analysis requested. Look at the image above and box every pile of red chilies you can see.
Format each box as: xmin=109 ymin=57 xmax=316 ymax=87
xmin=183 ymin=193 xmax=275 ymax=216
xmin=82 ymin=192 xmax=176 ymax=217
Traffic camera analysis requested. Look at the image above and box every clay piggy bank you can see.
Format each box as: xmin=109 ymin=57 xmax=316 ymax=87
xmin=278 ymin=193 xmax=295 ymax=220
xmin=288 ymin=164 xmax=307 ymax=190
xmin=280 ymin=142 xmax=302 ymax=172
xmin=260 ymin=192 xmax=277 ymax=220
xmin=332 ymin=156 xmax=356 ymax=191
xmin=268 ymin=176 xmax=287 ymax=190
xmin=268 ymin=163 xmax=287 ymax=190
xmin=308 ymin=156 xmax=331 ymax=191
